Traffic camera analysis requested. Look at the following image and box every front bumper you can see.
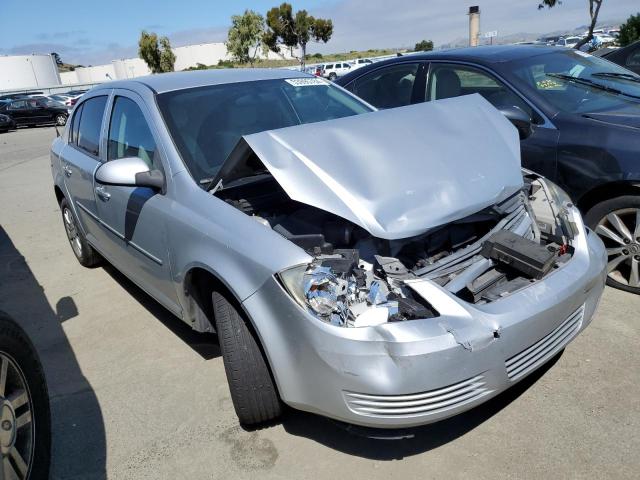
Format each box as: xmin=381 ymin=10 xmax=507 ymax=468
xmin=242 ymin=217 xmax=607 ymax=428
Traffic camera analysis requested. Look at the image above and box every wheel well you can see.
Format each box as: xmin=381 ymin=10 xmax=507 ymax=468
xmin=53 ymin=185 xmax=64 ymax=205
xmin=183 ymin=267 xmax=282 ymax=397
xmin=577 ymin=182 xmax=640 ymax=215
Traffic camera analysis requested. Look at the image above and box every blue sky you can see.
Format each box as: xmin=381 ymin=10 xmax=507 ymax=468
xmin=0 ymin=0 xmax=638 ymax=65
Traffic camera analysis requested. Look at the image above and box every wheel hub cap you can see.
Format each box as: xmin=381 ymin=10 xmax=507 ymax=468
xmin=0 ymin=353 xmax=33 ymax=479
xmin=63 ymin=207 xmax=83 ymax=257
xmin=0 ymin=402 xmax=16 ymax=452
xmin=595 ymin=208 xmax=640 ymax=288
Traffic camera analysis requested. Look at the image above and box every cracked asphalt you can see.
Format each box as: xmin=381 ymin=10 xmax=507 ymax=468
xmin=0 ymin=126 xmax=638 ymax=479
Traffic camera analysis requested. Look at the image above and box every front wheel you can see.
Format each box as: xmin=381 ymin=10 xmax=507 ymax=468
xmin=329 ymin=72 xmax=337 ymax=81
xmin=55 ymin=114 xmax=67 ymax=126
xmin=213 ymin=291 xmax=282 ymax=425
xmin=585 ymin=195 xmax=640 ymax=294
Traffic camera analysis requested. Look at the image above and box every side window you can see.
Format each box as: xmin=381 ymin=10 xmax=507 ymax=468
xmin=107 ymin=96 xmax=157 ymax=169
xmin=428 ymin=64 xmax=536 ymax=121
xmin=627 ymin=50 xmax=640 ymax=67
xmin=77 ymin=96 xmax=108 ymax=157
xmin=351 ymin=63 xmax=420 ymax=109
xmin=70 ymin=104 xmax=84 ymax=144
xmin=9 ymin=101 xmax=25 ymax=110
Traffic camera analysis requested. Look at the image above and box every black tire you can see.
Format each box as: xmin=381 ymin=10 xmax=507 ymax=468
xmin=55 ymin=114 xmax=67 ymax=126
xmin=60 ymin=197 xmax=101 ymax=268
xmin=585 ymin=195 xmax=640 ymax=294
xmin=329 ymin=72 xmax=337 ymax=81
xmin=0 ymin=311 xmax=51 ymax=480
xmin=213 ymin=291 xmax=281 ymax=425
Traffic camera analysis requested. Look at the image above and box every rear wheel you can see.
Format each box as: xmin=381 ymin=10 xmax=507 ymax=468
xmin=55 ymin=114 xmax=67 ymax=126
xmin=60 ymin=198 xmax=101 ymax=268
xmin=585 ymin=196 xmax=640 ymax=294
xmin=329 ymin=72 xmax=337 ymax=81
xmin=213 ymin=291 xmax=281 ymax=425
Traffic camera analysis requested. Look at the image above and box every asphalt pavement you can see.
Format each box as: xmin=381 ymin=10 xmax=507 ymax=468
xmin=0 ymin=126 xmax=638 ymax=479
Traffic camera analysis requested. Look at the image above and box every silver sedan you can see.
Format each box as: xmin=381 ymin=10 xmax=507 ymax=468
xmin=51 ymin=69 xmax=606 ymax=428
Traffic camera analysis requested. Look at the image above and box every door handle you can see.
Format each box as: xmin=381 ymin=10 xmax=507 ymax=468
xmin=95 ymin=186 xmax=111 ymax=202
xmin=63 ymin=164 xmax=73 ymax=177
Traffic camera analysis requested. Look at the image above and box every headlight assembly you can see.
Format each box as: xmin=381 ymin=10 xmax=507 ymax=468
xmin=279 ymin=253 xmax=440 ymax=327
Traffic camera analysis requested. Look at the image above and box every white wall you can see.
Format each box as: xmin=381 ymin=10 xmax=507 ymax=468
xmin=0 ymin=55 xmax=60 ymax=90
xmin=112 ymin=58 xmax=150 ymax=79
xmin=1 ymin=42 xmax=303 ymax=92
xmin=60 ymin=71 xmax=79 ymax=85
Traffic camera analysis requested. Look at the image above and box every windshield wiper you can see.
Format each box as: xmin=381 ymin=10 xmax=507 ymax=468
xmin=591 ymin=71 xmax=640 ymax=83
xmin=546 ymin=73 xmax=640 ymax=100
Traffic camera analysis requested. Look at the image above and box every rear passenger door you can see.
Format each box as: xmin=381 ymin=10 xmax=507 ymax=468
xmin=60 ymin=94 xmax=109 ymax=250
xmin=6 ymin=101 xmax=29 ymax=124
xmin=93 ymin=90 xmax=178 ymax=313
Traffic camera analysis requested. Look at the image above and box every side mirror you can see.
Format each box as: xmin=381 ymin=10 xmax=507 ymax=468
xmin=95 ymin=157 xmax=164 ymax=190
xmin=499 ymin=106 xmax=533 ymax=140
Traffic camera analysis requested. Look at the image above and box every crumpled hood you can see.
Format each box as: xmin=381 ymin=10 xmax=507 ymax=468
xmin=242 ymin=94 xmax=523 ymax=240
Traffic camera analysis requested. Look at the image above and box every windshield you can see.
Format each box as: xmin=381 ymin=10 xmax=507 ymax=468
xmin=506 ymin=49 xmax=640 ymax=114
xmin=157 ymin=78 xmax=372 ymax=184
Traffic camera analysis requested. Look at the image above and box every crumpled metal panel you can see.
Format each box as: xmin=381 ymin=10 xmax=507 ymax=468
xmin=243 ymin=94 xmax=523 ymax=240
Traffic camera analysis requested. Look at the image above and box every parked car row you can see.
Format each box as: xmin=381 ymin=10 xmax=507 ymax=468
xmin=51 ymin=57 xmax=609 ymax=432
xmin=0 ymin=89 xmax=89 ymax=132
xmin=305 ymin=58 xmax=375 ymax=80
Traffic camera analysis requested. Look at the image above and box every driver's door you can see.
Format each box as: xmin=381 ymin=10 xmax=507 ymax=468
xmin=94 ymin=90 xmax=179 ymax=314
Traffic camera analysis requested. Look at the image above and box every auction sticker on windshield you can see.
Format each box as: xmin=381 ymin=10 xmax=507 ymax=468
xmin=285 ymin=78 xmax=328 ymax=87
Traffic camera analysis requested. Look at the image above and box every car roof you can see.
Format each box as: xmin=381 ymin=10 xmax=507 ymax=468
xmin=336 ymin=45 xmax=560 ymax=86
xmin=91 ymin=68 xmax=310 ymax=94
xmin=403 ymin=45 xmax=559 ymax=63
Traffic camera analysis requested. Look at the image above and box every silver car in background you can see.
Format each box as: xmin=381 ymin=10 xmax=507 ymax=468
xmin=51 ymin=69 xmax=606 ymax=428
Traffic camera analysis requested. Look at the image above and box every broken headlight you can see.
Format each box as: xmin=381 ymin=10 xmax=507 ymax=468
xmin=278 ymin=256 xmax=436 ymax=328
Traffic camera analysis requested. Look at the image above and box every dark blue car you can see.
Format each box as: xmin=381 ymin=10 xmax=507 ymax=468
xmin=337 ymin=45 xmax=640 ymax=294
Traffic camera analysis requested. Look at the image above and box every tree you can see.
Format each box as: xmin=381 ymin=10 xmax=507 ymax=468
xmin=226 ymin=10 xmax=265 ymax=66
xmin=618 ymin=13 xmax=640 ymax=46
xmin=159 ymin=37 xmax=176 ymax=72
xmin=538 ymin=0 xmax=604 ymax=50
xmin=138 ymin=30 xmax=175 ymax=73
xmin=263 ymin=2 xmax=333 ymax=69
xmin=50 ymin=52 xmax=63 ymax=66
xmin=414 ymin=40 xmax=434 ymax=52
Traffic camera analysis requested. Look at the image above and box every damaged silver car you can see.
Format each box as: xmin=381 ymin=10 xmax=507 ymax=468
xmin=51 ymin=70 xmax=607 ymax=428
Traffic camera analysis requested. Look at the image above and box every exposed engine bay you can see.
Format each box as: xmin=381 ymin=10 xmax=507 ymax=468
xmin=216 ymin=170 xmax=577 ymax=328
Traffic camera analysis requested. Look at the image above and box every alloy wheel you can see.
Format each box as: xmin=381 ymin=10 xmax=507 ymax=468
xmin=595 ymin=208 xmax=640 ymax=288
xmin=0 ymin=353 xmax=34 ymax=479
xmin=55 ymin=115 xmax=66 ymax=126
xmin=62 ymin=207 xmax=83 ymax=258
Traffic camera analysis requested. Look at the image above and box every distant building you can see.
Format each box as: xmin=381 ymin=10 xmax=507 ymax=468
xmin=2 ymin=42 xmax=300 ymax=92
xmin=0 ymin=54 xmax=61 ymax=91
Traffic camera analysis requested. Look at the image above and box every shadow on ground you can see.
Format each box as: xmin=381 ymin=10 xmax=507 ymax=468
xmin=280 ymin=351 xmax=562 ymax=460
xmin=0 ymin=226 xmax=107 ymax=479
